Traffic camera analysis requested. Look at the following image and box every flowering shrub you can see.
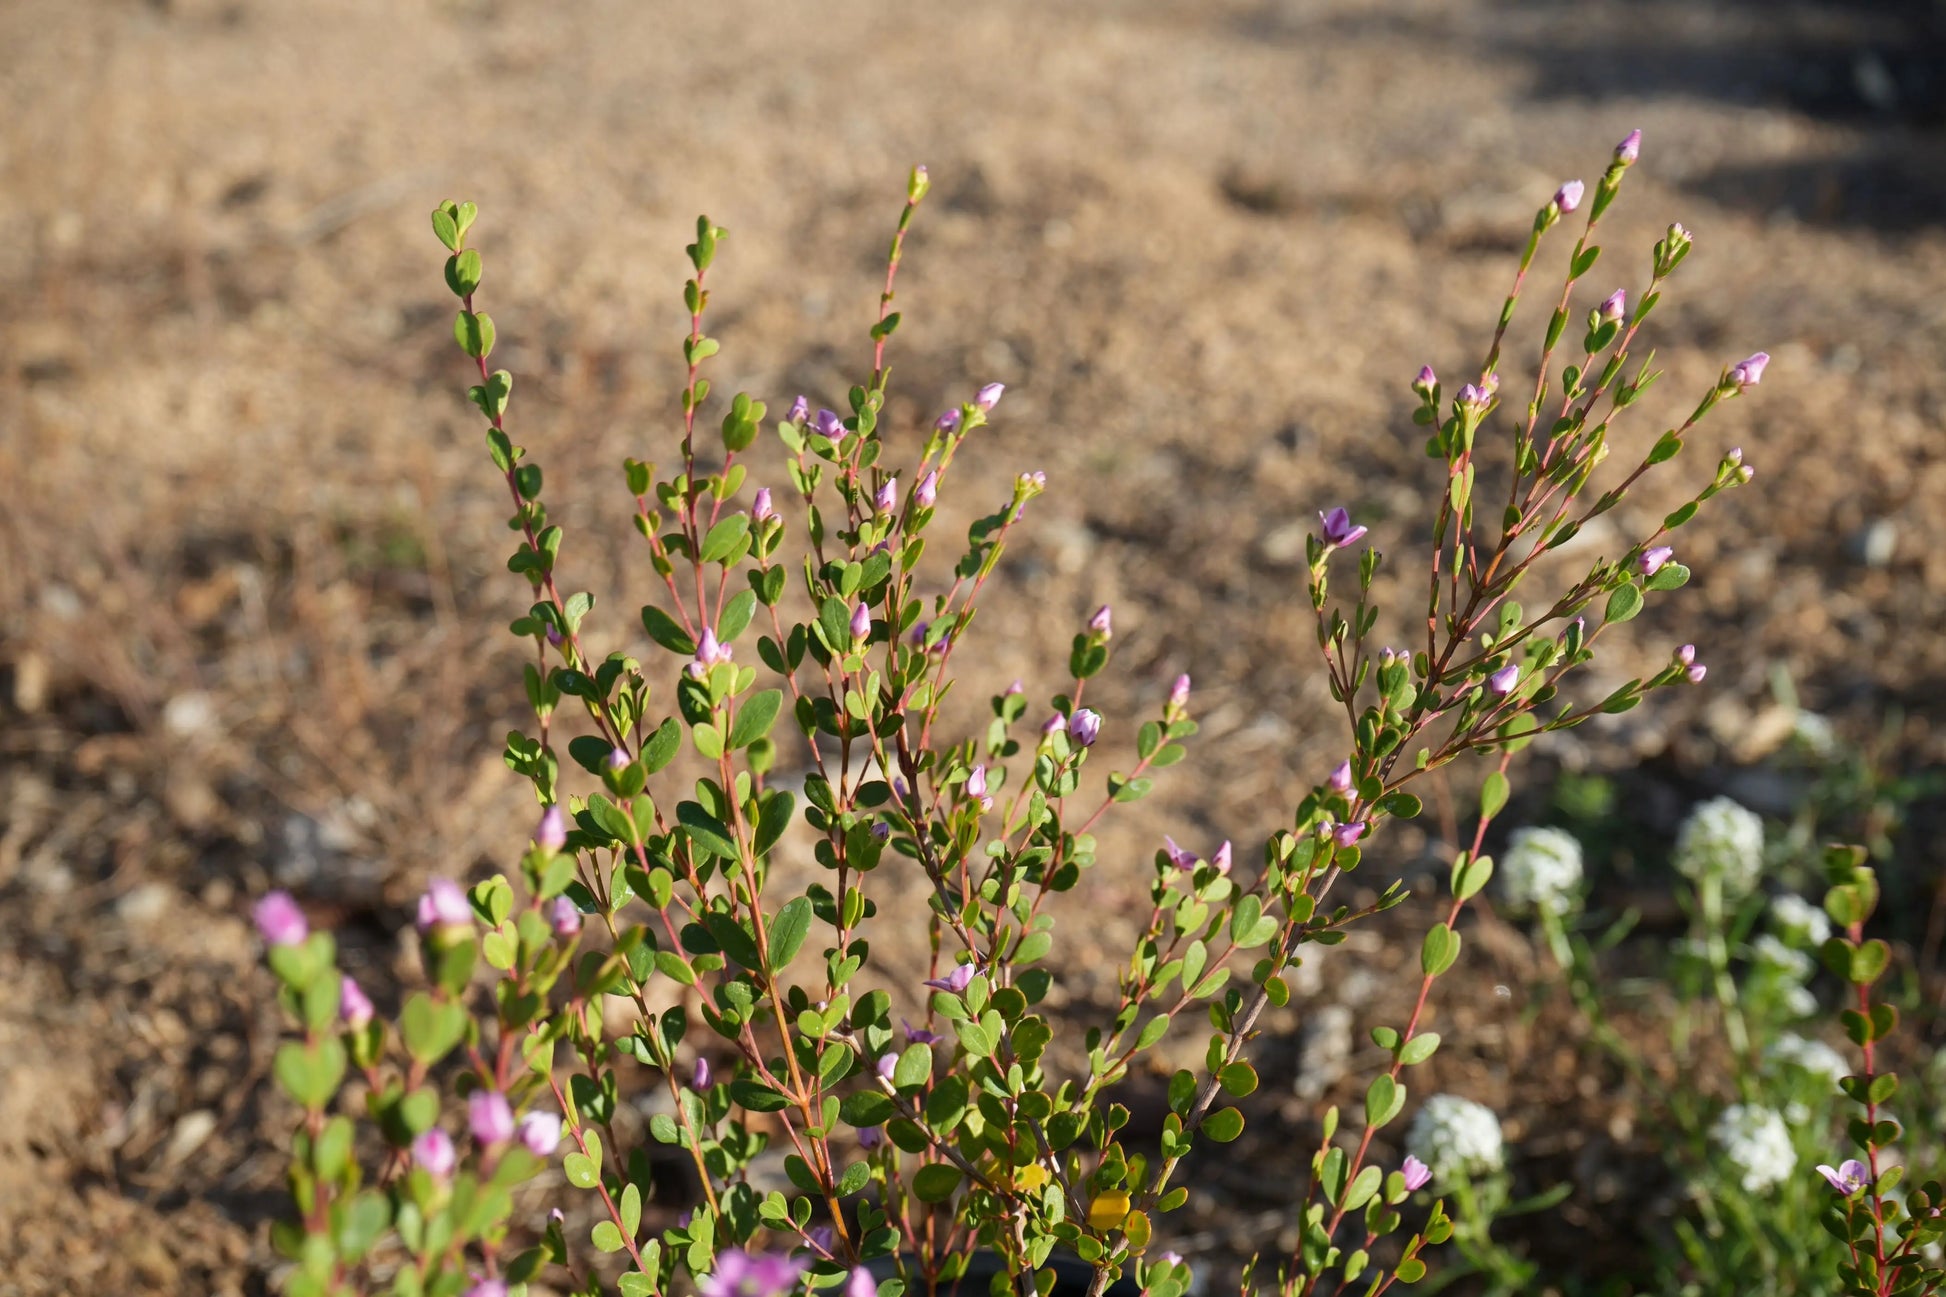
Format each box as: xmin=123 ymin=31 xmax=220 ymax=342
xmin=255 ymin=131 xmax=1772 ymax=1296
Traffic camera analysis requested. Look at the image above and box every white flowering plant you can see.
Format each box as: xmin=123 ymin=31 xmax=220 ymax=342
xmin=1504 ymin=768 xmax=1944 ymax=1294
xmin=252 ymin=133 xmax=1769 ymax=1297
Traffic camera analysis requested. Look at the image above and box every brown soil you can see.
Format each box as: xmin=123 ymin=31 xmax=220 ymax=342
xmin=3 ymin=0 xmax=1945 ymax=1292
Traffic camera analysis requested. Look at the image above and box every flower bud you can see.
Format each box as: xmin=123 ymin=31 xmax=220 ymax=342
xmin=815 ymin=408 xmax=844 ymax=439
xmin=787 ymin=395 xmax=809 ymax=425
xmin=1637 ymin=546 xmax=1674 ymax=576
xmin=974 ymin=382 xmax=1005 ymax=411
xmin=1070 ymin=708 xmax=1102 ymax=747
xmin=693 ymin=1056 xmax=712 ymax=1089
xmin=468 ymin=1089 xmax=515 ymax=1147
xmin=1327 ymin=761 xmax=1353 ymax=794
xmin=753 ymin=487 xmax=775 ymax=522
xmin=1211 ymin=840 xmax=1233 ymax=875
xmin=1686 ymin=662 xmax=1708 ymax=684
xmin=341 ymin=975 xmax=374 ymax=1028
xmin=1169 ymin=673 xmax=1191 ymax=710
xmin=534 ymin=804 xmax=568 ymax=853
xmin=549 ymin=895 xmax=582 ymax=937
xmin=869 ymin=820 xmax=890 ymax=841
xmin=1317 ymin=507 xmax=1368 ymax=549
xmin=1675 ymin=644 xmax=1697 ymax=666
xmin=858 ymin=1125 xmax=884 ymax=1150
xmin=1401 ymin=1154 xmax=1432 ymax=1191
xmin=1457 ymin=383 xmax=1488 ymax=411
xmin=1553 ymin=179 xmax=1585 ymax=214
xmin=1332 ymin=820 xmax=1366 ymax=848
xmin=1163 ymin=837 xmax=1198 ymax=870
xmin=966 ymin=764 xmax=988 ymax=798
xmin=915 ymin=470 xmax=938 ymax=508
xmin=1088 ymin=604 xmax=1113 ymax=637
xmin=688 ymin=627 xmax=733 ymax=678
xmin=849 ymin=602 xmax=872 ymax=641
xmin=465 ymin=1280 xmax=507 ymax=1297
xmin=907 ymin=164 xmax=930 ymax=203
xmin=1598 ymin=289 xmax=1626 ymax=322
xmin=876 ymin=1053 xmax=898 ymax=1081
xmin=1040 ymin=712 xmax=1066 ymax=736
xmin=1487 ymin=663 xmax=1520 ymax=696
xmin=1614 ymin=129 xmax=1641 ymax=165
xmin=1729 ymin=351 xmax=1769 ymax=390
xmin=416 ymin=878 xmax=473 ymax=933
xmin=847 ymin=1266 xmax=880 ymax=1297
xmin=1005 ymin=679 xmax=1025 ymax=696
xmin=1412 ymin=365 xmax=1436 ymax=397
xmin=412 ymin=1127 xmax=456 ymax=1179
xmin=517 ymin=1111 xmax=562 ymax=1157
xmin=253 ymin=891 xmax=308 ymax=948
xmin=935 ymin=408 xmax=962 ymax=434
xmin=874 ymin=477 xmax=898 ymax=514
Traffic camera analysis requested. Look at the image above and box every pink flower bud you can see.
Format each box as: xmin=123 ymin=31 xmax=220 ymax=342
xmin=535 ymin=804 xmax=568 ymax=852
xmin=874 ymin=477 xmax=898 ymax=514
xmin=1599 ymin=289 xmax=1626 ymax=322
xmin=1729 ymin=351 xmax=1769 ymax=389
xmin=1412 ymin=365 xmax=1437 ymax=395
xmin=468 ymin=1089 xmax=515 ymax=1147
xmin=1163 ymin=836 xmax=1199 ymax=870
xmin=935 ymin=408 xmax=962 ymax=434
xmin=1553 ymin=180 xmax=1585 ymax=214
xmin=1211 ymin=840 xmax=1233 ymax=875
xmin=915 ymin=470 xmax=938 ymax=508
xmin=787 ymin=395 xmax=809 ymax=424
xmin=253 ymin=891 xmax=308 ymax=948
xmin=974 ymin=382 xmax=1005 ymax=411
xmin=1169 ymin=673 xmax=1191 ymax=709
xmin=465 ymin=1281 xmax=508 ymax=1297
xmin=1637 ymin=546 xmax=1674 ymax=576
xmin=1070 ymin=708 xmax=1102 ymax=747
xmin=340 ymin=975 xmax=374 ymax=1028
xmin=1614 ymin=129 xmax=1641 ymax=165
xmin=849 ymin=602 xmax=872 ymax=641
xmin=1331 ymin=820 xmax=1366 ymax=848
xmin=1487 ymin=663 xmax=1521 ymax=696
xmin=753 ymin=487 xmax=775 ymax=522
xmin=1328 ymin=761 xmax=1353 ymax=794
xmin=412 ymin=1128 xmax=456 ymax=1179
xmin=693 ymin=1056 xmax=711 ymax=1089
xmin=815 ymin=408 xmax=844 ymax=439
xmin=876 ymin=1053 xmax=898 ymax=1081
xmin=517 ymin=1110 xmax=562 ymax=1156
xmin=1401 ymin=1154 xmax=1432 ymax=1191
xmin=858 ymin=1125 xmax=884 ymax=1150
xmin=846 ymin=1266 xmax=880 ymax=1297
xmin=416 ymin=878 xmax=473 ymax=932
xmin=1686 ymin=662 xmax=1707 ymax=684
xmin=1088 ymin=604 xmax=1113 ymax=637
xmin=549 ymin=896 xmax=582 ymax=936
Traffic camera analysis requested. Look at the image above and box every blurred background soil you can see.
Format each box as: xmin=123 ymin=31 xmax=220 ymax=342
xmin=3 ymin=0 xmax=1946 ymax=1292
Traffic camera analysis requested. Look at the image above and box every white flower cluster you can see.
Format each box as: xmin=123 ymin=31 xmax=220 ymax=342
xmin=1762 ymin=1032 xmax=1850 ymax=1086
xmin=1750 ymin=934 xmax=1815 ymax=982
xmin=1675 ymin=796 xmax=1766 ymax=896
xmin=1711 ymin=1103 xmax=1797 ymax=1192
xmin=1500 ymin=827 xmax=1585 ymax=916
xmin=1770 ymin=892 xmax=1831 ymax=945
xmin=1404 ymin=1094 xmax=1505 ymax=1186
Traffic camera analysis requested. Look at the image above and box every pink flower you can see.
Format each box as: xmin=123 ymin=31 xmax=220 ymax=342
xmin=340 ymin=975 xmax=374 ymax=1028
xmin=846 ymin=1267 xmax=879 ymax=1297
xmin=468 ymin=1090 xmax=515 ymax=1147
xmin=699 ymin=1249 xmax=809 ymax=1297
xmin=1817 ymin=1159 xmax=1869 ymax=1194
xmin=924 ymin=963 xmax=977 ymax=994
xmin=412 ymin=1127 xmax=456 ymax=1179
xmin=1211 ymin=840 xmax=1233 ymax=875
xmin=549 ymin=895 xmax=582 ymax=936
xmin=1401 ymin=1154 xmax=1432 ymax=1191
xmin=1553 ymin=179 xmax=1585 ymax=214
xmin=253 ymin=891 xmax=308 ymax=947
xmin=1163 ymin=836 xmax=1199 ymax=870
xmin=1317 ymin=507 xmax=1367 ymax=548
xmin=1331 ymin=820 xmax=1366 ymax=849
xmin=416 ymin=878 xmax=473 ymax=932
xmin=517 ymin=1110 xmax=562 ymax=1156
xmin=1637 ymin=546 xmax=1674 ymax=576
xmin=534 ymin=804 xmax=568 ymax=852
xmin=1487 ymin=663 xmax=1521 ymax=696
xmin=974 ymin=382 xmax=1005 ymax=411
xmin=1729 ymin=352 xmax=1769 ymax=389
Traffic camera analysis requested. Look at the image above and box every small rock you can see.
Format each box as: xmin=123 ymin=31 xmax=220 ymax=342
xmin=1293 ymin=1003 xmax=1354 ymax=1101
xmin=1855 ymin=519 xmax=1897 ymax=568
xmin=162 ymin=692 xmax=217 ymax=738
xmin=162 ymin=1109 xmax=219 ymax=1167
xmin=116 ymin=883 xmax=174 ymax=926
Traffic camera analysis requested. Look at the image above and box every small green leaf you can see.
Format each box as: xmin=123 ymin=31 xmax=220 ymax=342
xmin=1202 ymin=1107 xmax=1245 ymax=1142
xmin=767 ymin=896 xmax=813 ymax=972
xmin=912 ymin=1163 xmax=963 ymax=1203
